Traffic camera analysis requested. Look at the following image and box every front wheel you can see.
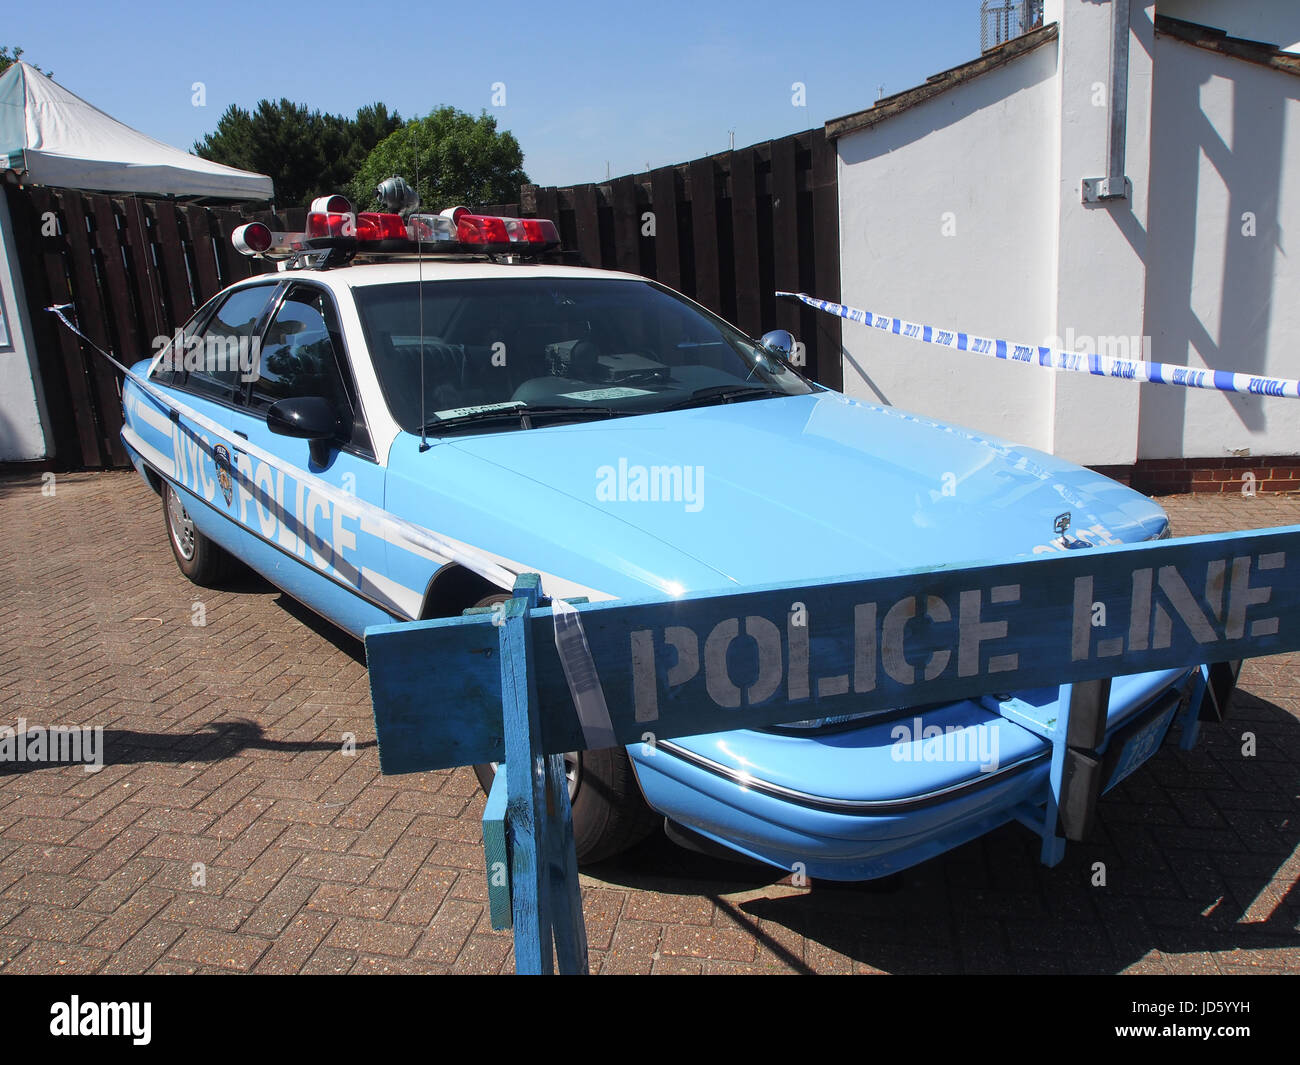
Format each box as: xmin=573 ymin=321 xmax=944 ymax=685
xmin=162 ymin=482 xmax=235 ymax=586
xmin=472 ymin=746 xmax=659 ymax=864
xmin=468 ymin=591 xmax=659 ymax=863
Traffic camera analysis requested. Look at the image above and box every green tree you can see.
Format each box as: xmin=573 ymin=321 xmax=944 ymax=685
xmin=0 ymin=46 xmax=52 ymax=77
xmin=348 ymin=107 xmax=528 ymax=212
xmin=195 ymin=100 xmax=400 ymax=206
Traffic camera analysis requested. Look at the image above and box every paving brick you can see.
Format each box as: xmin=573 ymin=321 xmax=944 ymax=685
xmin=6 ymin=872 xmax=97 ymax=908
xmin=82 ymin=887 xmax=174 ymax=952
xmin=255 ymin=911 xmax=339 ymax=974
xmin=412 ymin=898 xmax=481 ymax=964
xmin=324 ymin=916 xmax=421 ymax=957
xmin=305 ymin=883 xmax=398 ymax=919
xmin=601 ymin=920 xmax=662 ymax=974
xmin=167 ymin=928 xmax=270 ymax=971
xmin=160 ymin=893 xmax=255 ymax=932
xmin=4 ymin=939 xmax=110 ymax=973
xmin=242 ymin=876 xmax=320 ymax=938
xmin=1 ymin=903 xmax=102 ymax=944
xmin=661 ymin=923 xmax=758 ymax=962
xmin=300 ymin=945 xmax=357 ymax=974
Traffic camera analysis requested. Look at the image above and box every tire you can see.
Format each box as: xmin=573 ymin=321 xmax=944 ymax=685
xmin=469 ymin=593 xmax=660 ymax=863
xmin=162 ymin=481 xmax=235 ymax=586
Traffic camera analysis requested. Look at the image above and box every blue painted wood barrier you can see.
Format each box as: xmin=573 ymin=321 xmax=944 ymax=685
xmin=365 ymin=524 xmax=1300 ymax=974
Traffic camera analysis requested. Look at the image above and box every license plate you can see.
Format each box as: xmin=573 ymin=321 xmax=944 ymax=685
xmin=1103 ymin=698 xmax=1180 ymax=791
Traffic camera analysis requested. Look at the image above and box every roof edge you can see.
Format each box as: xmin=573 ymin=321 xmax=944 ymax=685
xmin=825 ymin=22 xmax=1059 ymax=141
xmin=1155 ymin=15 xmax=1300 ymax=78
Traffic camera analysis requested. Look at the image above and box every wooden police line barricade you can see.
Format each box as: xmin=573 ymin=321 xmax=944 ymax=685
xmin=365 ymin=526 xmax=1300 ymax=974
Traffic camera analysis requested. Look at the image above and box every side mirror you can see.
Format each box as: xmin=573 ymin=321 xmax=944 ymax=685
xmin=758 ymin=330 xmax=796 ymax=369
xmin=266 ymin=396 xmax=347 ymax=465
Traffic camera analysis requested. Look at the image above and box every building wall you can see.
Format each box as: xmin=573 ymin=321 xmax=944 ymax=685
xmin=836 ymin=40 xmax=1061 ymax=452
xmin=1140 ymin=31 xmax=1300 ymax=460
xmin=0 ymin=193 xmax=49 ymax=462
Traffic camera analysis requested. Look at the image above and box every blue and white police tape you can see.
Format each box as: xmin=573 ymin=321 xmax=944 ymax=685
xmin=776 ymin=291 xmax=1300 ymax=399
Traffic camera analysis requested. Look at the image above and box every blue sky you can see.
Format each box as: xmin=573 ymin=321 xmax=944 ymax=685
xmin=8 ymin=0 xmax=983 ymax=190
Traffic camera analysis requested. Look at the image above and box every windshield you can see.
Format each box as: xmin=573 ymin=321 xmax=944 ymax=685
xmin=351 ymin=276 xmax=815 ymax=434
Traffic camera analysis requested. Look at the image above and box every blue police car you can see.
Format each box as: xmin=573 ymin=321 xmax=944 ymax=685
xmin=119 ymin=196 xmax=1206 ymax=878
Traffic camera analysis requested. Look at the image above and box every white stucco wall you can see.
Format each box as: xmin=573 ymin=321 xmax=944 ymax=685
xmin=1140 ymin=31 xmax=1300 ymax=459
xmin=1157 ymin=0 xmax=1300 ymax=52
xmin=836 ymin=38 xmax=1061 ymax=452
xmin=0 ymin=193 xmax=49 ymax=461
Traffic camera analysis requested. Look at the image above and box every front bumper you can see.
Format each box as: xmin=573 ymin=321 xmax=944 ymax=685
xmin=630 ymin=666 xmax=1206 ymax=880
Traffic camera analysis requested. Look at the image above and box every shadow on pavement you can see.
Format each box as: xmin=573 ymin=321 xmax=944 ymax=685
xmin=0 ymin=718 xmax=375 ymax=775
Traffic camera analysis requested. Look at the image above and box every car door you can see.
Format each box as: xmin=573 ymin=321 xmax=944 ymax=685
xmin=152 ymin=282 xmax=281 ymax=548
xmin=225 ymin=280 xmax=395 ymax=636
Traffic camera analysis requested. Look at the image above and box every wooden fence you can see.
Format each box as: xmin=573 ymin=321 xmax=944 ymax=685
xmin=4 ymin=186 xmax=300 ymax=468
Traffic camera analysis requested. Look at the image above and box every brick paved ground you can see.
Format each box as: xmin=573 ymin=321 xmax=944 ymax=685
xmin=0 ymin=471 xmax=1296 ymax=974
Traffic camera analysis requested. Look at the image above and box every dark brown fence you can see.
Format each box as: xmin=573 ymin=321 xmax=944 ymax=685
xmin=486 ymin=127 xmax=842 ymax=391
xmin=4 ymin=186 xmax=302 ymax=469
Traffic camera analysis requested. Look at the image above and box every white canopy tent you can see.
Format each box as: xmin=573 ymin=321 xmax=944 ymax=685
xmin=0 ymin=61 xmax=272 ymax=201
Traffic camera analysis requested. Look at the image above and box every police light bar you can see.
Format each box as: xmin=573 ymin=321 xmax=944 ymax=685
xmin=230 ymin=192 xmax=560 ymax=261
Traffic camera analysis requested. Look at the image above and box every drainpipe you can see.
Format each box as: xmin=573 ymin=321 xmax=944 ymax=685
xmin=1082 ymin=0 xmax=1131 ymax=202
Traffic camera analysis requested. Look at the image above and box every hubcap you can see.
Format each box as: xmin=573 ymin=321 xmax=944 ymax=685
xmin=166 ymin=488 xmax=196 ymax=561
xmin=491 ymin=754 xmax=581 ymax=802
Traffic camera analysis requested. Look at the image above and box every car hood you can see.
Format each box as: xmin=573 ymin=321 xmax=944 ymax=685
xmin=434 ymin=391 xmax=1165 ymax=596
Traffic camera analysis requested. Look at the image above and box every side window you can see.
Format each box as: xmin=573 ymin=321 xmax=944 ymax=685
xmin=249 ymin=285 xmax=370 ymax=452
xmin=149 ymin=295 xmax=217 ymax=386
xmin=183 ymin=285 xmax=277 ymax=401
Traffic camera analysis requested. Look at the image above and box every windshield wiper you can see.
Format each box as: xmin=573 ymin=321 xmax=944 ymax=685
xmin=665 ymin=385 xmax=789 ymax=411
xmin=424 ymin=404 xmax=618 ymax=435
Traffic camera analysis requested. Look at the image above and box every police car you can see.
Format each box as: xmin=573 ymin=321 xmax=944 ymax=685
xmin=119 ymin=186 xmax=1205 ymax=878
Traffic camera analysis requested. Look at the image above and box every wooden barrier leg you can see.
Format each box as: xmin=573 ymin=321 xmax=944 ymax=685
xmin=1039 ymin=707 xmax=1069 ymax=868
xmin=543 ymin=751 xmax=589 ymax=974
xmin=1178 ymin=665 xmax=1209 ymax=750
xmin=499 ymin=575 xmax=552 ymax=974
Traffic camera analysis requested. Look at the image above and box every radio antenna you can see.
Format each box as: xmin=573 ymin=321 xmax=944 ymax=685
xmin=417 ymin=130 xmax=429 ymax=452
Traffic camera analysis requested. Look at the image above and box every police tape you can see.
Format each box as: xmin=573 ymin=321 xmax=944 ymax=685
xmin=45 ymin=304 xmax=522 ymax=594
xmin=777 ymin=291 xmax=1300 ymax=399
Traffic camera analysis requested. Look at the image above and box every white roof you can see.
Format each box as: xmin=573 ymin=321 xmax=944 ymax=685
xmin=224 ymin=258 xmax=645 ymax=292
xmin=331 ymin=260 xmax=641 ymax=287
xmin=0 ymin=62 xmax=273 ymax=201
